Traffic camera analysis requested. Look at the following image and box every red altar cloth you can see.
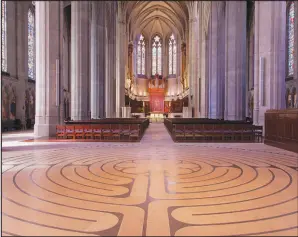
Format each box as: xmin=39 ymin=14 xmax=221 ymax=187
xmin=149 ymin=88 xmax=164 ymax=112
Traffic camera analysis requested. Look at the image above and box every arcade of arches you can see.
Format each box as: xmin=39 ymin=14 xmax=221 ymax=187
xmin=1 ymin=1 xmax=297 ymax=136
xmin=1 ymin=1 xmax=298 ymax=236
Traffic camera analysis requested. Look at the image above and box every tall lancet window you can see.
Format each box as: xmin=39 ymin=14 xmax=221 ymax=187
xmin=168 ymin=33 xmax=177 ymax=75
xmin=152 ymin=35 xmax=162 ymax=75
xmin=287 ymin=1 xmax=295 ymax=77
xmin=28 ymin=7 xmax=35 ymax=79
xmin=1 ymin=1 xmax=7 ymax=72
xmin=137 ymin=34 xmax=146 ymax=75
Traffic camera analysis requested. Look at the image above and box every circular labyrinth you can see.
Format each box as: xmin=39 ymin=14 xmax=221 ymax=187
xmin=2 ymin=144 xmax=298 ymax=236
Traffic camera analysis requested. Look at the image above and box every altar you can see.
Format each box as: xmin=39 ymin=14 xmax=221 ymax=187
xmin=148 ymin=75 xmax=165 ymax=113
xmin=149 ymin=112 xmax=165 ymax=122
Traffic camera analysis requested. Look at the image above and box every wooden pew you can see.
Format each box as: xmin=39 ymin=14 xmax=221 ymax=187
xmin=56 ymin=125 xmax=66 ymax=139
xmin=264 ymin=109 xmax=298 ymax=153
xmin=55 ymin=118 xmax=149 ymax=142
xmin=164 ymin=118 xmax=262 ymax=143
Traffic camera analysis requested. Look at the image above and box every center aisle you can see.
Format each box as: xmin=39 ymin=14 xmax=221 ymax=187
xmin=140 ymin=123 xmax=173 ymax=145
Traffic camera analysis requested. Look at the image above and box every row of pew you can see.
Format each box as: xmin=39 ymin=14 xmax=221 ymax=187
xmin=164 ymin=118 xmax=263 ymax=143
xmin=56 ymin=118 xmax=149 ymax=141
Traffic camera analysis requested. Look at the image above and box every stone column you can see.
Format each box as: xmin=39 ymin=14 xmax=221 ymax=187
xmin=295 ymin=2 xmax=298 ymax=108
xmin=15 ymin=2 xmax=26 ymax=125
xmin=194 ymin=14 xmax=201 ymax=118
xmin=111 ymin=3 xmax=117 ymax=117
xmin=224 ymin=1 xmax=247 ymax=121
xmin=247 ymin=32 xmax=254 ymax=118
xmin=254 ymin=1 xmax=286 ymax=125
xmin=253 ymin=3 xmax=260 ymax=124
xmin=62 ymin=7 xmax=70 ymax=119
xmin=34 ymin=1 xmax=61 ymax=137
xmin=199 ymin=32 xmax=208 ymax=118
xmin=70 ymin=1 xmax=89 ymax=120
xmin=105 ymin=2 xmax=116 ymax=118
xmin=208 ymin=2 xmax=224 ymax=119
xmin=188 ymin=18 xmax=193 ymax=115
xmin=104 ymin=7 xmax=111 ymax=117
xmin=90 ymin=1 xmax=105 ymax=119
xmin=181 ymin=42 xmax=186 ymax=91
xmin=188 ymin=16 xmax=198 ymax=117
xmin=116 ymin=10 xmax=126 ymax=118
xmin=218 ymin=3 xmax=226 ymax=118
xmin=128 ymin=42 xmax=133 ymax=79
xmin=199 ymin=11 xmax=208 ymax=119
xmin=205 ymin=22 xmax=211 ymax=118
xmin=6 ymin=1 xmax=17 ymax=77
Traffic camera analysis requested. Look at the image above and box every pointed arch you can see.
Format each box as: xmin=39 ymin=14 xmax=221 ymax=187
xmin=168 ymin=33 xmax=177 ymax=75
xmin=28 ymin=6 xmax=35 ymax=79
xmin=1 ymin=1 xmax=7 ymax=72
xmin=137 ymin=34 xmax=146 ymax=75
xmin=152 ymin=34 xmax=162 ymax=75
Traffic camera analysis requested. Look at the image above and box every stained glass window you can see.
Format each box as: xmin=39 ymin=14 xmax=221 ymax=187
xmin=1 ymin=1 xmax=7 ymax=72
xmin=28 ymin=8 xmax=35 ymax=79
xmin=152 ymin=47 xmax=156 ymax=75
xmin=152 ymin=35 xmax=162 ymax=75
xmin=137 ymin=34 xmax=145 ymax=75
xmin=137 ymin=42 xmax=141 ymax=74
xmin=287 ymin=2 xmax=295 ymax=76
xmin=168 ymin=33 xmax=177 ymax=75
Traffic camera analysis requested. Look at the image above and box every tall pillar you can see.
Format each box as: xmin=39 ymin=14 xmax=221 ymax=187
xmin=194 ymin=12 xmax=201 ymax=118
xmin=188 ymin=18 xmax=193 ymax=115
xmin=188 ymin=14 xmax=198 ymax=117
xmin=181 ymin=42 xmax=186 ymax=91
xmin=116 ymin=8 xmax=126 ymax=118
xmin=128 ymin=42 xmax=133 ymax=79
xmin=295 ymin=2 xmax=298 ymax=108
xmin=62 ymin=7 xmax=71 ymax=119
xmin=218 ymin=3 xmax=226 ymax=118
xmin=90 ymin=1 xmax=105 ymax=119
xmin=111 ymin=3 xmax=117 ymax=118
xmin=209 ymin=2 xmax=224 ymax=119
xmin=15 ymin=3 xmax=26 ymax=125
xmin=70 ymin=1 xmax=89 ymax=120
xmin=224 ymin=1 xmax=246 ymax=120
xmin=254 ymin=2 xmax=286 ymax=125
xmin=105 ymin=2 xmax=116 ymax=118
xmin=34 ymin=1 xmax=61 ymax=137
xmin=199 ymin=33 xmax=207 ymax=118
xmin=104 ymin=7 xmax=111 ymax=118
xmin=247 ymin=32 xmax=254 ymax=118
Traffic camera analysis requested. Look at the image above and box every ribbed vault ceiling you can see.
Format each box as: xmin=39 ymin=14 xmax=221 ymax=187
xmin=124 ymin=1 xmax=189 ymax=41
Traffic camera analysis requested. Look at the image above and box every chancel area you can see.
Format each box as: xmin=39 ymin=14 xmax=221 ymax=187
xmin=1 ymin=1 xmax=298 ymax=236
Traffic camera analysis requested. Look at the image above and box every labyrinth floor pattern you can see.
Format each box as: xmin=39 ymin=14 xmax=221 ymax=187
xmin=2 ymin=124 xmax=298 ymax=236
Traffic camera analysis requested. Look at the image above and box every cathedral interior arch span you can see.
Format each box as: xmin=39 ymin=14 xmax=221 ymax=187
xmin=1 ymin=1 xmax=296 ymax=136
xmin=1 ymin=1 xmax=298 ymax=236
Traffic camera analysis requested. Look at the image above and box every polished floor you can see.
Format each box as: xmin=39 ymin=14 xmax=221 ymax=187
xmin=2 ymin=124 xmax=298 ymax=236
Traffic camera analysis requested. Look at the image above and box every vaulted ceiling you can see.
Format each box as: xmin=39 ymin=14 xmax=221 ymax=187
xmin=124 ymin=1 xmax=189 ymax=42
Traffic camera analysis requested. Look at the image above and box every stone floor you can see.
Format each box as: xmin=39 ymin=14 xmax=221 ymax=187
xmin=2 ymin=124 xmax=298 ymax=236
